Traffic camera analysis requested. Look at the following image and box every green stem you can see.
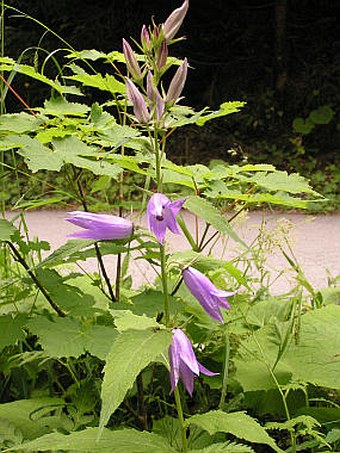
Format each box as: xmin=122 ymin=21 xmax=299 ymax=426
xmin=160 ymin=244 xmax=170 ymax=326
xmin=219 ymin=326 xmax=230 ymax=409
xmin=174 ymin=386 xmax=188 ymax=453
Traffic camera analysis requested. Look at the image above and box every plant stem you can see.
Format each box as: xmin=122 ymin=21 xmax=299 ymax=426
xmin=174 ymin=386 xmax=188 ymax=453
xmin=160 ymin=244 xmax=170 ymax=326
xmin=136 ymin=373 xmax=148 ymax=430
xmin=219 ymin=326 xmax=230 ymax=409
xmin=75 ymin=173 xmax=116 ymax=302
xmin=6 ymin=241 xmax=66 ymax=317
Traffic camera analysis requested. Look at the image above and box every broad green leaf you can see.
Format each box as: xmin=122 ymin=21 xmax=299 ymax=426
xmin=196 ymin=101 xmax=246 ymax=127
xmin=67 ymin=72 xmax=125 ymax=94
xmin=112 ymin=310 xmax=160 ymax=332
xmin=0 ymin=314 xmax=27 ymax=351
xmin=0 ymin=418 xmax=23 ymax=449
xmin=188 ymin=410 xmax=282 ymax=452
xmin=0 ymin=218 xmax=17 ymax=241
xmin=309 ymin=105 xmax=334 ymax=125
xmin=0 ymin=397 xmax=64 ymax=440
xmin=26 ymin=316 xmax=117 ymax=359
xmin=0 ymin=112 xmax=42 ymax=133
xmin=39 ymin=97 xmax=90 ymax=116
xmin=7 ymin=427 xmax=177 ymax=452
xmin=292 ymin=117 xmax=314 ymax=134
xmin=185 ymin=196 xmax=249 ymax=249
xmin=234 ymin=305 xmax=340 ymax=391
xmin=0 ymin=61 xmax=81 ymax=95
xmin=99 ymin=329 xmax=172 ymax=433
xmin=191 ymin=442 xmax=254 ymax=452
xmin=66 ymin=49 xmax=111 ymax=61
xmin=248 ymin=171 xmax=319 ymax=195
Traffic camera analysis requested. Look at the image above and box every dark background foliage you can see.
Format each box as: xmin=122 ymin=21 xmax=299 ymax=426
xmin=3 ymin=0 xmax=340 ymax=170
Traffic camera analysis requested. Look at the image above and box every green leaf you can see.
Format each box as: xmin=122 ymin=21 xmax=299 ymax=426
xmin=0 ymin=397 xmax=64 ymax=440
xmin=196 ymin=102 xmax=246 ymax=127
xmin=26 ymin=316 xmax=117 ymax=359
xmin=6 ymin=427 xmax=177 ymax=452
xmin=292 ymin=117 xmax=314 ymax=134
xmin=188 ymin=410 xmax=282 ymax=452
xmin=0 ymin=418 xmax=23 ymax=449
xmin=0 ymin=61 xmax=81 ymax=95
xmin=0 ymin=314 xmax=27 ymax=352
xmin=190 ymin=442 xmax=255 ymax=452
xmin=99 ymin=329 xmax=172 ymax=433
xmin=40 ymin=97 xmax=90 ymax=116
xmin=248 ymin=171 xmax=318 ymax=195
xmin=67 ymin=69 xmax=126 ymax=95
xmin=185 ymin=196 xmax=249 ymax=249
xmin=0 ymin=218 xmax=17 ymax=241
xmin=0 ymin=112 xmax=42 ymax=133
xmin=309 ymin=105 xmax=334 ymax=125
xmin=112 ymin=310 xmax=160 ymax=332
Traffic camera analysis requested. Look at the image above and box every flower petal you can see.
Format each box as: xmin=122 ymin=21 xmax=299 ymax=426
xmin=198 ymin=362 xmax=219 ymax=377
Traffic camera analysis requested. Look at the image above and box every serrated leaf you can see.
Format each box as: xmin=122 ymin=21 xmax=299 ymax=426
xmin=0 ymin=112 xmax=42 ymax=133
xmin=185 ymin=196 xmax=248 ymax=249
xmin=112 ymin=310 xmax=160 ymax=332
xmin=99 ymin=329 xmax=172 ymax=433
xmin=191 ymin=442 xmax=255 ymax=452
xmin=26 ymin=316 xmax=117 ymax=359
xmin=0 ymin=314 xmax=27 ymax=352
xmin=40 ymin=97 xmax=90 ymax=116
xmin=248 ymin=171 xmax=318 ymax=195
xmin=0 ymin=418 xmax=23 ymax=448
xmin=0 ymin=398 xmax=64 ymax=440
xmin=196 ymin=101 xmax=246 ymax=127
xmin=67 ymin=72 xmax=125 ymax=94
xmin=0 ymin=218 xmax=17 ymax=241
xmin=189 ymin=411 xmax=282 ymax=452
xmin=6 ymin=427 xmax=177 ymax=452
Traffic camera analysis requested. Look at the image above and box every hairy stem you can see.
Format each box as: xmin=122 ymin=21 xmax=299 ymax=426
xmin=174 ymin=386 xmax=188 ymax=453
xmin=219 ymin=326 xmax=230 ymax=409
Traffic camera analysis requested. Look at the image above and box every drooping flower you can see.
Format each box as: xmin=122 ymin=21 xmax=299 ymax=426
xmin=163 ymin=0 xmax=189 ymax=42
xmin=66 ymin=211 xmax=133 ymax=240
xmin=125 ymin=78 xmax=150 ymax=123
xmin=165 ymin=58 xmax=188 ymax=103
xmin=147 ymin=193 xmax=186 ymax=244
xmin=182 ymin=267 xmax=236 ymax=323
xmin=122 ymin=38 xmax=142 ymax=79
xmin=169 ymin=328 xmax=218 ymax=396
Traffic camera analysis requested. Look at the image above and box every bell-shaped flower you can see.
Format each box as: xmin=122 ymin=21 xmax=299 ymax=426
xmin=169 ymin=328 xmax=218 ymax=396
xmin=122 ymin=38 xmax=142 ymax=79
xmin=66 ymin=211 xmax=133 ymax=241
xmin=147 ymin=193 xmax=186 ymax=244
xmin=125 ymin=78 xmax=150 ymax=123
xmin=163 ymin=0 xmax=189 ymax=42
xmin=165 ymin=58 xmax=188 ymax=103
xmin=182 ymin=267 xmax=236 ymax=323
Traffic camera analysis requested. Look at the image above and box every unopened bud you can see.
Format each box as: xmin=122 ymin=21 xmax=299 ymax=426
xmin=125 ymin=78 xmax=150 ymax=123
xmin=166 ymin=58 xmax=188 ymax=103
xmin=146 ymin=72 xmax=165 ymax=120
xmin=163 ymin=0 xmax=189 ymax=42
xmin=122 ymin=38 xmax=142 ymax=79
xmin=157 ymin=40 xmax=168 ymax=70
xmin=141 ymin=25 xmax=151 ymax=51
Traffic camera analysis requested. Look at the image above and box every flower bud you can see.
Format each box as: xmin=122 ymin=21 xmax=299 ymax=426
xmin=146 ymin=72 xmax=165 ymax=121
xmin=122 ymin=38 xmax=142 ymax=80
xmin=156 ymin=40 xmax=168 ymax=70
xmin=163 ymin=0 xmax=189 ymax=42
xmin=165 ymin=58 xmax=188 ymax=103
xmin=125 ymin=78 xmax=150 ymax=123
xmin=140 ymin=25 xmax=151 ymax=51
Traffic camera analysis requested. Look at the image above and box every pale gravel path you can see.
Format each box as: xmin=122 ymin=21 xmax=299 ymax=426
xmin=9 ymin=210 xmax=340 ymax=294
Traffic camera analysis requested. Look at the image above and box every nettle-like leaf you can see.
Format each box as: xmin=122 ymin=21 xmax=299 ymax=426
xmin=0 ymin=397 xmax=65 ymax=441
xmin=38 ymin=97 xmax=91 ymax=117
xmin=234 ymin=305 xmax=340 ymax=391
xmin=66 ymin=64 xmax=126 ymax=94
xmin=0 ymin=314 xmax=27 ymax=352
xmin=188 ymin=410 xmax=282 ymax=452
xmin=0 ymin=57 xmax=81 ymax=96
xmin=0 ymin=112 xmax=42 ymax=133
xmin=6 ymin=427 xmax=177 ymax=452
xmin=196 ymin=101 xmax=246 ymax=126
xmin=99 ymin=328 xmax=172 ymax=434
xmin=190 ymin=442 xmax=255 ymax=452
xmin=26 ymin=316 xmax=118 ymax=359
xmin=0 ymin=218 xmax=17 ymax=241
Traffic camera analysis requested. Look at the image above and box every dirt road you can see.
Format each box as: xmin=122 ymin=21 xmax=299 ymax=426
xmin=10 ymin=210 xmax=340 ymax=294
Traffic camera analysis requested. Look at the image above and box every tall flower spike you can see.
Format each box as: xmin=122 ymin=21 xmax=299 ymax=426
xmin=125 ymin=78 xmax=150 ymax=123
xmin=182 ymin=267 xmax=237 ymax=323
xmin=66 ymin=211 xmax=134 ymax=241
xmin=122 ymin=38 xmax=142 ymax=79
xmin=169 ymin=328 xmax=218 ymax=396
xmin=147 ymin=193 xmax=186 ymax=244
xmin=165 ymin=58 xmax=188 ymax=103
xmin=163 ymin=0 xmax=189 ymax=42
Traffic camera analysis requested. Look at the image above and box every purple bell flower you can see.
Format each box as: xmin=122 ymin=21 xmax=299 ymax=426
xmin=125 ymin=78 xmax=151 ymax=123
xmin=163 ymin=0 xmax=189 ymax=42
xmin=147 ymin=193 xmax=186 ymax=244
xmin=169 ymin=328 xmax=218 ymax=396
xmin=66 ymin=211 xmax=133 ymax=240
xmin=182 ymin=267 xmax=236 ymax=323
